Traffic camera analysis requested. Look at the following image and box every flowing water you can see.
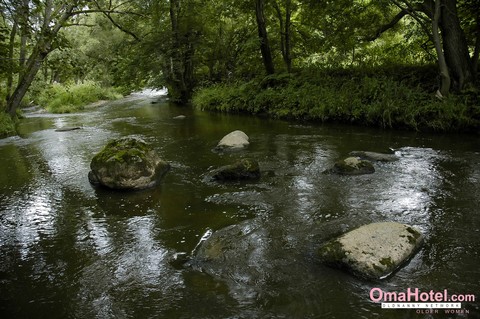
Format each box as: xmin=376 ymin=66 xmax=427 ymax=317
xmin=0 ymin=93 xmax=479 ymax=318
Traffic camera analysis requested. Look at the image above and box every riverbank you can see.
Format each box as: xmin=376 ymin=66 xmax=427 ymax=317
xmin=193 ymin=66 xmax=480 ymax=132
xmin=0 ymin=112 xmax=16 ymax=138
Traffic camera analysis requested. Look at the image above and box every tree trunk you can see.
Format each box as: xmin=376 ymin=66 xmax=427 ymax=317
xmin=6 ymin=21 xmax=18 ymax=103
xmin=7 ymin=48 xmax=48 ymax=116
xmin=167 ymin=0 xmax=195 ymax=103
xmin=432 ymin=0 xmax=450 ymax=97
xmin=273 ymin=0 xmax=293 ymax=73
xmin=472 ymin=9 xmax=480 ymax=77
xmin=255 ymin=0 xmax=275 ymax=75
xmin=439 ymin=0 xmax=473 ymax=90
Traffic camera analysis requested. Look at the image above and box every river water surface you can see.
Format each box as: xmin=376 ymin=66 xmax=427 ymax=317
xmin=0 ymin=93 xmax=479 ymax=318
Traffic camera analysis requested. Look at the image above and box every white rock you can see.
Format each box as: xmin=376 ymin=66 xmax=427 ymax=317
xmin=318 ymin=222 xmax=423 ymax=279
xmin=216 ymin=130 xmax=249 ymax=149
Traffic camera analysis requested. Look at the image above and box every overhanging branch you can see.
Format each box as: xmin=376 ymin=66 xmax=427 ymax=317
xmin=366 ymin=8 xmax=410 ymax=41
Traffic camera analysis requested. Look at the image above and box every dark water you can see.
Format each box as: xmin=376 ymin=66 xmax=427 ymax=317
xmin=0 ymin=93 xmax=479 ymax=319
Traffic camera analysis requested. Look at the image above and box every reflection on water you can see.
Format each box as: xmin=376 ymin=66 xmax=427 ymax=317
xmin=0 ymin=96 xmax=479 ymax=318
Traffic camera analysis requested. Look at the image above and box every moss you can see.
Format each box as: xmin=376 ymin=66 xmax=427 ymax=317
xmin=379 ymin=257 xmax=394 ymax=268
xmin=93 ymin=138 xmax=149 ymax=165
xmin=405 ymin=226 xmax=421 ymax=245
xmin=318 ymin=239 xmax=347 ymax=265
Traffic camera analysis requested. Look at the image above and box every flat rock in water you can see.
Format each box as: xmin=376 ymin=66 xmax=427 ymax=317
xmin=317 ymin=222 xmax=423 ymax=280
xmin=326 ymin=157 xmax=375 ymax=175
xmin=216 ymin=130 xmax=249 ymax=150
xmin=349 ymin=151 xmax=398 ymax=162
xmin=210 ymin=158 xmax=260 ymax=181
xmin=55 ymin=127 xmax=81 ymax=132
xmin=173 ymin=115 xmax=186 ymax=120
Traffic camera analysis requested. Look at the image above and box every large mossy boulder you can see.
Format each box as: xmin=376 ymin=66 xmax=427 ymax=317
xmin=329 ymin=157 xmax=375 ymax=175
xmin=211 ymin=158 xmax=260 ymax=181
xmin=216 ymin=130 xmax=249 ymax=150
xmin=317 ymin=222 xmax=423 ymax=280
xmin=88 ymin=136 xmax=170 ymax=190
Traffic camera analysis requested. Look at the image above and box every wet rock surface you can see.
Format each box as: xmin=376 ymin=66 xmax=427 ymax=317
xmin=210 ymin=158 xmax=261 ymax=181
xmin=88 ymin=136 xmax=170 ymax=190
xmin=317 ymin=222 xmax=424 ymax=280
xmin=216 ymin=130 xmax=249 ymax=150
xmin=349 ymin=151 xmax=398 ymax=162
xmin=327 ymin=157 xmax=375 ymax=175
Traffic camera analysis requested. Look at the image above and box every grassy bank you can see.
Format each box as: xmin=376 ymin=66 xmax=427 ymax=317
xmin=193 ymin=66 xmax=480 ymax=131
xmin=0 ymin=112 xmax=16 ymax=138
xmin=36 ymin=81 xmax=122 ymax=113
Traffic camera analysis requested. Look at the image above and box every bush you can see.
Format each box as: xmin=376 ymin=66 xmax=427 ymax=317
xmin=36 ymin=81 xmax=122 ymax=113
xmin=0 ymin=112 xmax=16 ymax=138
xmin=192 ymin=67 xmax=480 ymax=132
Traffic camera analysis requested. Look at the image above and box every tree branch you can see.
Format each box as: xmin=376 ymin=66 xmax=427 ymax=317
xmin=366 ymin=8 xmax=410 ymax=41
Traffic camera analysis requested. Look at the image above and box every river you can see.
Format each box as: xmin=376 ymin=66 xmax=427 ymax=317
xmin=0 ymin=92 xmax=479 ymax=318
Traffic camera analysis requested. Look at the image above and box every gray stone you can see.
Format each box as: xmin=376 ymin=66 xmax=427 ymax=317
xmin=326 ymin=157 xmax=375 ymax=175
xmin=317 ymin=222 xmax=423 ymax=279
xmin=216 ymin=130 xmax=249 ymax=150
xmin=173 ymin=115 xmax=186 ymax=120
xmin=88 ymin=136 xmax=170 ymax=190
xmin=210 ymin=158 xmax=260 ymax=181
xmin=349 ymin=151 xmax=398 ymax=162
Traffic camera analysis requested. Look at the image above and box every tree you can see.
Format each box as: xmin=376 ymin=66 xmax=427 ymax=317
xmin=255 ymin=0 xmax=275 ymax=75
xmin=3 ymin=0 xmax=142 ymax=117
xmin=372 ymin=0 xmax=475 ymax=93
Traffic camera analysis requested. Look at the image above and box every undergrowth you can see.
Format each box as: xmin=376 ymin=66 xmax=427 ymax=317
xmin=36 ymin=81 xmax=122 ymax=113
xmin=193 ymin=66 xmax=480 ymax=131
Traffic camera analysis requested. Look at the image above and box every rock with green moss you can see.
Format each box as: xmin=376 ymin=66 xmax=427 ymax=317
xmin=88 ymin=136 xmax=170 ymax=190
xmin=328 ymin=157 xmax=375 ymax=175
xmin=317 ymin=222 xmax=423 ymax=280
xmin=210 ymin=158 xmax=260 ymax=181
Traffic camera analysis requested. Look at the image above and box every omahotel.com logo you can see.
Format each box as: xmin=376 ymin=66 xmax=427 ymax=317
xmin=370 ymin=287 xmax=476 ymax=315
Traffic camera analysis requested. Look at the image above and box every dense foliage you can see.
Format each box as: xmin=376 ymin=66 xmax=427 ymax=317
xmin=0 ymin=0 xmax=479 ymax=133
xmin=193 ymin=67 xmax=480 ymax=131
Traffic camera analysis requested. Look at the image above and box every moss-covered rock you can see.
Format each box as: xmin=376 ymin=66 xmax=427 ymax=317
xmin=329 ymin=157 xmax=375 ymax=175
xmin=210 ymin=158 xmax=260 ymax=181
xmin=317 ymin=222 xmax=424 ymax=280
xmin=88 ymin=136 xmax=170 ymax=190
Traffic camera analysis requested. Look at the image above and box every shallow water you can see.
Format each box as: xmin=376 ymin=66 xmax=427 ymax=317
xmin=0 ymin=94 xmax=479 ymax=318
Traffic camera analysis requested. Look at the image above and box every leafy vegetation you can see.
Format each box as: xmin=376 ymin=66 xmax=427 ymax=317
xmin=35 ymin=81 xmax=122 ymax=114
xmin=193 ymin=68 xmax=479 ymax=131
xmin=0 ymin=0 xmax=479 ymax=134
xmin=0 ymin=112 xmax=16 ymax=138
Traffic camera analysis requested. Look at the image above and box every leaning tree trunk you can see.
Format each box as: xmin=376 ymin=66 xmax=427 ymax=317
xmin=439 ymin=0 xmax=473 ymax=90
xmin=432 ymin=0 xmax=450 ymax=97
xmin=255 ymin=0 xmax=275 ymax=75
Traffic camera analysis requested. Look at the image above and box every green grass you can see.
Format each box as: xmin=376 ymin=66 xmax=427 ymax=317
xmin=0 ymin=112 xmax=16 ymax=138
xmin=37 ymin=81 xmax=122 ymax=113
xmin=193 ymin=67 xmax=480 ymax=132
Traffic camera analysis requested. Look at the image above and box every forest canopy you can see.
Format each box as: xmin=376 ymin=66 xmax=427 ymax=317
xmin=0 ymin=0 xmax=479 ymax=132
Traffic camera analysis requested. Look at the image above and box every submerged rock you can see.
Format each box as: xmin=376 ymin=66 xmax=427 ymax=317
xmin=349 ymin=151 xmax=398 ymax=162
xmin=210 ymin=158 xmax=260 ymax=181
xmin=173 ymin=115 xmax=186 ymax=120
xmin=317 ymin=222 xmax=423 ymax=280
xmin=55 ymin=127 xmax=81 ymax=132
xmin=88 ymin=136 xmax=170 ymax=190
xmin=327 ymin=157 xmax=375 ymax=175
xmin=216 ymin=130 xmax=249 ymax=150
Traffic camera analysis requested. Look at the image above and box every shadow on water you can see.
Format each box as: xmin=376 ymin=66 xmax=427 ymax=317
xmin=0 ymin=93 xmax=479 ymax=318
